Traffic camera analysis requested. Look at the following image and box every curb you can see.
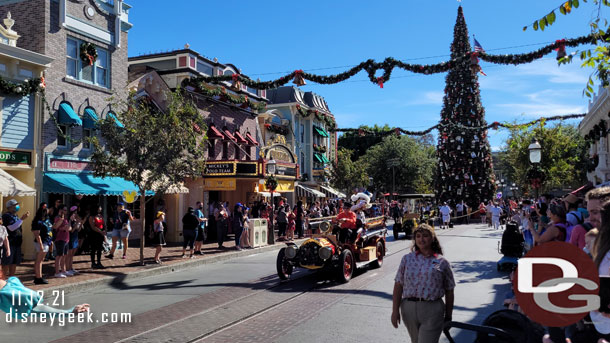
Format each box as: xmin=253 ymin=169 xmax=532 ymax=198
xmin=38 ymin=239 xmax=307 ymax=296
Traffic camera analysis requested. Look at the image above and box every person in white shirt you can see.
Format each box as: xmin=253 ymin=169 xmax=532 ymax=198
xmin=439 ymin=203 xmax=452 ymax=230
xmin=490 ymin=203 xmax=503 ymax=230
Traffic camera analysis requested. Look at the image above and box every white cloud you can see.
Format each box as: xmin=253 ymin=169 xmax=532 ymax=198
xmin=515 ymin=58 xmax=589 ymax=85
xmin=405 ymin=91 xmax=444 ymax=106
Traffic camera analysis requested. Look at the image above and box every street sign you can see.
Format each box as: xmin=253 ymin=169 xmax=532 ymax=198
xmin=387 ymin=158 xmax=401 ymax=167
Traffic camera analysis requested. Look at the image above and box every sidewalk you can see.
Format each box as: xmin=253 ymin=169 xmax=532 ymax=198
xmin=13 ymin=235 xmax=306 ymax=294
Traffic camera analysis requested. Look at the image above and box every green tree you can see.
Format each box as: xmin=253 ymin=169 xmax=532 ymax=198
xmin=90 ymin=89 xmax=207 ymax=265
xmin=338 ymin=124 xmax=392 ymax=160
xmin=500 ymin=122 xmax=587 ymax=194
xmin=362 ymin=135 xmax=436 ymax=194
xmin=330 ymin=148 xmax=369 ymax=194
xmin=525 ymin=0 xmax=610 ymax=97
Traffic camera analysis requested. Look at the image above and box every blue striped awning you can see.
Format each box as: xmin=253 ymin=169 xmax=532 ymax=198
xmin=43 ymin=173 xmax=154 ymax=196
xmin=83 ymin=107 xmax=99 ymax=129
xmin=58 ymin=102 xmax=82 ymax=126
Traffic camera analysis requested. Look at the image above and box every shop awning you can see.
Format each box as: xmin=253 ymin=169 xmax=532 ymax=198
xmin=207 ymin=124 xmax=225 ymax=139
xmin=107 ymin=112 xmax=125 ymax=128
xmin=314 ymin=153 xmax=324 ymax=163
xmin=320 ymin=185 xmax=346 ymax=198
xmin=43 ymin=173 xmax=154 ymax=196
xmin=83 ymin=107 xmax=99 ymax=129
xmin=233 ymin=131 xmax=249 ymax=144
xmin=222 ymin=128 xmax=237 ymax=142
xmin=320 ymin=154 xmax=330 ymax=163
xmin=313 ymin=126 xmax=329 ymax=137
xmin=0 ymin=169 xmax=36 ymax=197
xmin=296 ymin=184 xmax=325 ymax=198
xmin=58 ymin=102 xmax=82 ymax=126
xmin=245 ymin=132 xmax=259 ymax=146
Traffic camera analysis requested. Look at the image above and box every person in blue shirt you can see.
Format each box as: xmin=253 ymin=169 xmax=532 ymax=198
xmin=194 ymin=201 xmax=207 ymax=255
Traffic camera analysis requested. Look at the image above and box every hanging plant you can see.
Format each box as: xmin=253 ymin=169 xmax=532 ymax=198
xmin=80 ymin=42 xmax=98 ymax=66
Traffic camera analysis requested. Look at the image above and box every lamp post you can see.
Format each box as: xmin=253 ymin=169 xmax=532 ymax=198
xmin=528 ymin=139 xmax=542 ymax=199
xmin=266 ymin=159 xmax=277 ymax=245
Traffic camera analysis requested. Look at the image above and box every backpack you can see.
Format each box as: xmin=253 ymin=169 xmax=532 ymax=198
xmin=581 ymin=222 xmax=594 ymax=232
xmin=566 ymin=211 xmax=585 ymax=242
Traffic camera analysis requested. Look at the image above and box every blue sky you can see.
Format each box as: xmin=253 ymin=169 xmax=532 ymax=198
xmin=126 ymin=0 xmax=600 ymax=150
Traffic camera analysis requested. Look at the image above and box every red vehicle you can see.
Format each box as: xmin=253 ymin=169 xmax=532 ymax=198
xmin=276 ymin=217 xmax=387 ymax=283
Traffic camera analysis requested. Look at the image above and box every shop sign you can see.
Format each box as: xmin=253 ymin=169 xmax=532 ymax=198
xmin=205 ymin=162 xmax=235 ymax=175
xmin=236 ymin=162 xmax=258 ymax=176
xmin=269 ymin=164 xmax=297 ymax=177
xmin=48 ymin=157 xmax=93 ymax=172
xmin=312 ymin=169 xmax=324 ymax=176
xmin=276 ymin=180 xmax=295 ymax=192
xmin=0 ymin=150 xmax=31 ymax=166
xmin=204 ymin=178 xmax=236 ymax=191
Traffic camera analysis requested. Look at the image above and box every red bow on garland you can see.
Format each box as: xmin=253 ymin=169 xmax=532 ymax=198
xmin=554 ymin=39 xmax=567 ymax=60
xmin=377 ymin=77 xmax=384 ymax=88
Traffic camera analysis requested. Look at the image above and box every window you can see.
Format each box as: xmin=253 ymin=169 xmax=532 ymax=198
xmin=209 ymin=139 xmax=215 ymax=156
xmin=19 ymin=69 xmax=33 ymax=78
xmin=222 ymin=141 xmax=228 ymax=160
xmin=66 ymin=37 xmax=110 ymax=88
xmin=300 ymin=124 xmax=304 ymax=143
xmin=197 ymin=61 xmax=213 ymax=75
xmin=83 ymin=128 xmax=92 ymax=149
xmin=58 ymin=125 xmax=69 ymax=148
xmin=235 ymin=144 xmax=241 ymax=160
xmin=0 ymin=64 xmax=6 ymax=73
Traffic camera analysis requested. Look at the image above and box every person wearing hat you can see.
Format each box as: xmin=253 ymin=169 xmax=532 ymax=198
xmin=1 ymin=199 xmax=29 ymax=277
xmin=106 ymin=202 xmax=134 ymax=260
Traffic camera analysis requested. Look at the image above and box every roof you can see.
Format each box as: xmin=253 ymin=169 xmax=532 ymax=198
xmin=303 ymin=92 xmax=331 ymax=113
xmin=265 ymin=86 xmax=306 ymax=105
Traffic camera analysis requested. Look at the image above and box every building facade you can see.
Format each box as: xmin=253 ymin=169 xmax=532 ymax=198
xmin=0 ymin=11 xmax=53 ymax=258
xmin=0 ymin=0 xmax=140 ymax=255
xmin=579 ymin=85 xmax=610 ymax=185
xmin=129 ymin=47 xmax=299 ymax=240
xmin=265 ymin=86 xmax=342 ymax=202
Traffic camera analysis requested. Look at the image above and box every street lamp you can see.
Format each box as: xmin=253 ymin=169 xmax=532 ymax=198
xmin=528 ymin=139 xmax=542 ymax=199
xmin=528 ymin=139 xmax=542 ymax=164
xmin=266 ymin=159 xmax=277 ymax=245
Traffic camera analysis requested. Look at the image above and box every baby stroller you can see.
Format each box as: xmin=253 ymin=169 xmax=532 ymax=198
xmin=497 ymin=221 xmax=524 ymax=272
xmin=443 ymin=309 xmax=545 ymax=343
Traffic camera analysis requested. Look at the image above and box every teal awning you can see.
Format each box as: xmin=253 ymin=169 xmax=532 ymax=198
xmin=107 ymin=112 xmax=124 ymax=128
xmin=58 ymin=102 xmax=82 ymax=126
xmin=83 ymin=108 xmax=99 ymax=130
xmin=43 ymin=173 xmax=154 ymax=196
xmin=321 ymin=154 xmax=330 ymax=163
xmin=313 ymin=126 xmax=329 ymax=137
xmin=314 ymin=153 xmax=324 ymax=163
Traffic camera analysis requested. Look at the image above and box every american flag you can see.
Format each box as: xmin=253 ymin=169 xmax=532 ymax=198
xmin=474 ymin=37 xmax=485 ymax=53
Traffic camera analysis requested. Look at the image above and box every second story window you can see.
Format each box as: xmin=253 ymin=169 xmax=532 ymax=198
xmin=82 ymin=128 xmax=92 ymax=150
xmin=57 ymin=125 xmax=69 ymax=148
xmin=222 ymin=141 xmax=228 ymax=160
xmin=66 ymin=37 xmax=110 ymax=88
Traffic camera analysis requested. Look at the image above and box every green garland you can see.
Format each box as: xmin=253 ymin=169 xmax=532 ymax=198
xmin=177 ymin=31 xmax=609 ymax=90
xmin=295 ymin=104 xmax=337 ymax=129
xmin=334 ymin=113 xmax=586 ymax=137
xmin=182 ymin=80 xmax=266 ymax=112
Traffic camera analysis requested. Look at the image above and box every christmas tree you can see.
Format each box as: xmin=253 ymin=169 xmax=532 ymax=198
xmin=435 ymin=6 xmax=496 ymax=207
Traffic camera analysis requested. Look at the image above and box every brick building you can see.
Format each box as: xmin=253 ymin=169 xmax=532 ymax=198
xmin=0 ymin=0 xmax=141 ymax=252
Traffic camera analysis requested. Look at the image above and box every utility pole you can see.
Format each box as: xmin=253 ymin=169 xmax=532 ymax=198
xmin=387 ymin=158 xmax=401 ymax=200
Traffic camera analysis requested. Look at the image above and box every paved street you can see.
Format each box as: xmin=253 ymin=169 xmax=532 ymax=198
xmin=0 ymin=222 xmax=512 ymax=343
